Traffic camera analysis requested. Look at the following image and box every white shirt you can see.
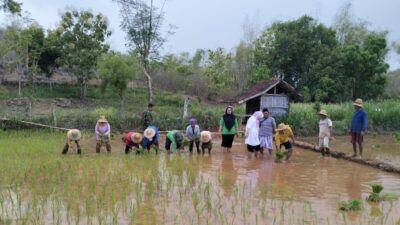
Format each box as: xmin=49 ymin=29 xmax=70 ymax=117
xmin=319 ymin=118 xmax=333 ymax=138
xmin=245 ymin=116 xmax=260 ymax=146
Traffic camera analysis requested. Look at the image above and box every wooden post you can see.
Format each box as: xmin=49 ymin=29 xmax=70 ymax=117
xmin=183 ymin=97 xmax=189 ymax=119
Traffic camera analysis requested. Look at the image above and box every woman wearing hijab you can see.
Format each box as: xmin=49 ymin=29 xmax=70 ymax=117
xmin=245 ymin=111 xmax=264 ymax=158
xmin=218 ymin=106 xmax=239 ymax=152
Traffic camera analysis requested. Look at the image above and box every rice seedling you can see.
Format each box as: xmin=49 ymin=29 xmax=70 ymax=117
xmin=338 ymin=199 xmax=363 ymax=211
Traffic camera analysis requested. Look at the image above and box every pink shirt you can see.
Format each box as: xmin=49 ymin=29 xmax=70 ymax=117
xmin=95 ymin=123 xmax=110 ymax=140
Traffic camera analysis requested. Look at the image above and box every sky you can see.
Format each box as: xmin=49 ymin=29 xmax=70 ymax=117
xmin=1 ymin=0 xmax=400 ymax=70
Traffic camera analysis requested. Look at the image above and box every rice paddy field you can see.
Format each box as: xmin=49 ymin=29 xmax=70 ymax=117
xmin=1 ymin=130 xmax=400 ymax=225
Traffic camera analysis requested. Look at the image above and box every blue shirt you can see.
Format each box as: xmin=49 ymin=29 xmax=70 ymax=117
xmin=350 ymin=109 xmax=367 ymax=133
xmin=141 ymin=125 xmax=159 ymax=147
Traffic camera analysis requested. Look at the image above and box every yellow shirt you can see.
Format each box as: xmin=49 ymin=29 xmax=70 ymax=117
xmin=275 ymin=127 xmax=293 ymax=146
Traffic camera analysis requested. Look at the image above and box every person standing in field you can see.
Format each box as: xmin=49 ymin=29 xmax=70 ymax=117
xmin=317 ymin=110 xmax=333 ymax=156
xmin=185 ymin=118 xmax=201 ymax=153
xmin=259 ymin=108 xmax=276 ymax=155
xmin=62 ymin=129 xmax=82 ymax=154
xmin=123 ymin=132 xmax=143 ymax=154
xmin=245 ymin=111 xmax=264 ymax=158
xmin=219 ymin=106 xmax=239 ymax=152
xmin=142 ymin=125 xmax=160 ymax=153
xmin=142 ymin=103 xmax=154 ymax=131
xmin=95 ymin=116 xmax=111 ymax=153
xmin=275 ymin=123 xmax=296 ymax=161
xmin=348 ymin=98 xmax=368 ymax=157
xmin=165 ymin=130 xmax=184 ymax=153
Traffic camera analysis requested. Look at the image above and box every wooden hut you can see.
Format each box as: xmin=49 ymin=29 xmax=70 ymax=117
xmin=234 ymin=79 xmax=302 ymax=118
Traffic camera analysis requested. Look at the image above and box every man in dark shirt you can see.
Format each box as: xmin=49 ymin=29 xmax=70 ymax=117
xmin=142 ymin=103 xmax=154 ymax=131
xmin=349 ymin=98 xmax=368 ymax=157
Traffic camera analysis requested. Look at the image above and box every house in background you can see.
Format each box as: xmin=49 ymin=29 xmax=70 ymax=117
xmin=233 ymin=79 xmax=302 ymax=118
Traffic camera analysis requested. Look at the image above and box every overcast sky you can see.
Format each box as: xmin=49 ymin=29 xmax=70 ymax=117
xmin=1 ymin=0 xmax=400 ymax=70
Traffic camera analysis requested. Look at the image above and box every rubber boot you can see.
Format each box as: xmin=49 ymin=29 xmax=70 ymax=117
xmin=77 ymin=148 xmax=82 ymax=154
xmin=106 ymin=143 xmax=111 ymax=153
xmin=62 ymin=143 xmax=69 ymax=154
xmin=96 ymin=142 xmax=101 ymax=153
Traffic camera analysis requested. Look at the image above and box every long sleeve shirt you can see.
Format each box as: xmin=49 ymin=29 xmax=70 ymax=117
xmin=185 ymin=125 xmax=200 ymax=141
xmin=350 ymin=109 xmax=368 ymax=133
xmin=95 ymin=123 xmax=110 ymax=140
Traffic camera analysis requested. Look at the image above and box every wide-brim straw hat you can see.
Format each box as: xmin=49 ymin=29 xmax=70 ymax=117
xmin=318 ymin=109 xmax=328 ymax=116
xmin=67 ymin=129 xmax=82 ymax=141
xmin=275 ymin=123 xmax=288 ymax=131
xmin=353 ymin=98 xmax=363 ymax=107
xmin=131 ymin=133 xmax=143 ymax=144
xmin=200 ymin=131 xmax=212 ymax=143
xmin=144 ymin=127 xmax=156 ymax=140
xmin=97 ymin=116 xmax=108 ymax=123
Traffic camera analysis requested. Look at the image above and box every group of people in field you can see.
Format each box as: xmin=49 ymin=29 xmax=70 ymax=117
xmin=62 ymin=98 xmax=368 ymax=159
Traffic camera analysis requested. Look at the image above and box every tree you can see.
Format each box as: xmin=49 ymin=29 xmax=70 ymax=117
xmin=205 ymin=48 xmax=233 ymax=99
xmin=333 ymin=2 xmax=370 ymax=46
xmin=56 ymin=9 xmax=111 ymax=99
xmin=384 ymin=69 xmax=400 ymax=98
xmin=98 ymin=53 xmax=135 ymax=114
xmin=252 ymin=16 xmax=338 ymax=101
xmin=339 ymin=32 xmax=389 ymax=100
xmin=115 ymin=0 xmax=172 ymax=104
xmin=1 ymin=0 xmax=21 ymax=15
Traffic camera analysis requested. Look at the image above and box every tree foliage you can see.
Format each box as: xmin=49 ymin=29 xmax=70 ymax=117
xmin=115 ymin=0 xmax=171 ymax=104
xmin=98 ymin=53 xmax=135 ymax=113
xmin=1 ymin=0 xmax=21 ymax=15
xmin=55 ymin=9 xmax=111 ymax=99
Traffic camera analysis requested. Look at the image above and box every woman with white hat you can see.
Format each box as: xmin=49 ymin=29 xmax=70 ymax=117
xmin=200 ymin=131 xmax=213 ymax=154
xmin=318 ymin=110 xmax=333 ymax=156
xmin=123 ymin=131 xmax=143 ymax=154
xmin=62 ymin=129 xmax=82 ymax=154
xmin=142 ymin=125 xmax=159 ymax=153
xmin=95 ymin=116 xmax=111 ymax=153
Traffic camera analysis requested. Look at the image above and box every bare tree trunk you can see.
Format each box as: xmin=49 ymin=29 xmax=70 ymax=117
xmin=18 ymin=73 xmax=22 ymax=97
xmin=79 ymin=79 xmax=87 ymax=99
xmin=142 ymin=67 xmax=153 ymax=103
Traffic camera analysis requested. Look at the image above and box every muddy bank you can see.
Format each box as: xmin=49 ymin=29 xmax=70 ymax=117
xmin=294 ymin=140 xmax=400 ymax=174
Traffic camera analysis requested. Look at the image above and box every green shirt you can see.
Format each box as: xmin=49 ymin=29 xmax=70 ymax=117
xmin=219 ymin=117 xmax=239 ymax=135
xmin=166 ymin=130 xmax=179 ymax=152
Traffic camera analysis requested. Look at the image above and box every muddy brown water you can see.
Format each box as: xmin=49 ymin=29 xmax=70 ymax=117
xmin=74 ymin=134 xmax=400 ymax=224
xmin=300 ymin=134 xmax=400 ymax=167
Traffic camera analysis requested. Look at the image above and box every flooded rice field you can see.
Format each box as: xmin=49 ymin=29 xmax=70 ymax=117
xmin=300 ymin=134 xmax=400 ymax=167
xmin=0 ymin=131 xmax=400 ymax=224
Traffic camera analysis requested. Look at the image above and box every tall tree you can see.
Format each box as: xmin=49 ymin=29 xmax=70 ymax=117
xmin=115 ymin=0 xmax=172 ymax=104
xmin=1 ymin=0 xmax=21 ymax=15
xmin=56 ymin=9 xmax=111 ymax=99
xmin=205 ymin=48 xmax=233 ymax=99
xmin=253 ymin=16 xmax=338 ymax=101
xmin=98 ymin=53 xmax=135 ymax=114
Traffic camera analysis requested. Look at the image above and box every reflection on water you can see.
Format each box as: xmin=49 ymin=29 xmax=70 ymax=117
xmin=1 ymin=134 xmax=400 ymax=224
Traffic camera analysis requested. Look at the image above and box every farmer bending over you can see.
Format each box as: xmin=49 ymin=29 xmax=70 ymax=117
xmin=165 ymin=130 xmax=184 ymax=153
xmin=62 ymin=129 xmax=82 ymax=154
xmin=200 ymin=131 xmax=213 ymax=154
xmin=123 ymin=132 xmax=143 ymax=154
xmin=275 ymin=123 xmax=296 ymax=161
xmin=142 ymin=126 xmax=159 ymax=153
xmin=95 ymin=116 xmax=111 ymax=153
